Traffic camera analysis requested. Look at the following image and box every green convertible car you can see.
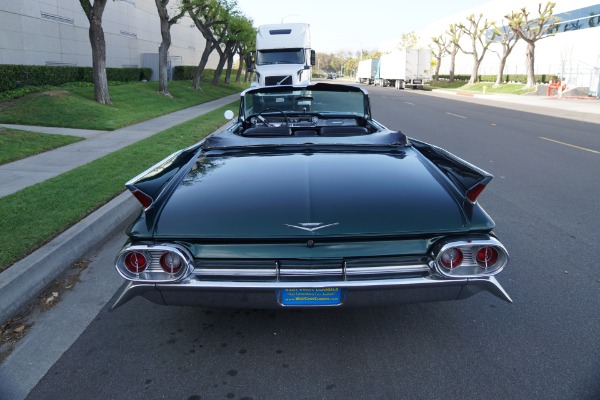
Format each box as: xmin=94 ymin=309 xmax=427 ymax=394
xmin=113 ymin=83 xmax=510 ymax=309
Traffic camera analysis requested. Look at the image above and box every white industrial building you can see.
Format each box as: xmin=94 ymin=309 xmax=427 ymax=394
xmin=418 ymin=0 xmax=600 ymax=95
xmin=0 ymin=0 xmax=219 ymax=79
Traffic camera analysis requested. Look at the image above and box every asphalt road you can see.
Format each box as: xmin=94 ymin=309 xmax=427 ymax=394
xmin=6 ymin=86 xmax=600 ymax=400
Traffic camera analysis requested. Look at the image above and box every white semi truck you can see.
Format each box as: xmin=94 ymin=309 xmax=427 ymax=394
xmin=247 ymin=23 xmax=315 ymax=87
xmin=374 ymin=49 xmax=431 ymax=89
xmin=355 ymin=58 xmax=379 ymax=84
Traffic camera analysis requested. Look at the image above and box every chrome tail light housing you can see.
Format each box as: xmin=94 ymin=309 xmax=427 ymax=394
xmin=115 ymin=244 xmax=193 ymax=282
xmin=430 ymin=236 xmax=509 ymax=278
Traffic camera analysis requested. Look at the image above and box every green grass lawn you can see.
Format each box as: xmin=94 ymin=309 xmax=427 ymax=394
xmin=0 ymin=102 xmax=238 ymax=271
xmin=0 ymin=78 xmax=249 ymax=270
xmin=0 ymin=127 xmax=83 ymax=165
xmin=0 ymin=80 xmax=247 ymax=130
xmin=429 ymin=81 xmax=537 ymax=95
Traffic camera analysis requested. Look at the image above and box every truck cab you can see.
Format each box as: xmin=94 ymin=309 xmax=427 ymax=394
xmin=249 ymin=23 xmax=316 ymax=87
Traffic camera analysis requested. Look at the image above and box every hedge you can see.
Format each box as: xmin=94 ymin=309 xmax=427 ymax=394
xmin=172 ymin=66 xmax=216 ymax=81
xmin=0 ymin=65 xmax=152 ymax=93
xmin=435 ymin=74 xmax=552 ymax=84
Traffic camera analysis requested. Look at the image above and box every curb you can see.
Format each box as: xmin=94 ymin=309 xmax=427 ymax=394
xmin=0 ymin=192 xmax=140 ymax=323
xmin=0 ymin=122 xmax=236 ymax=324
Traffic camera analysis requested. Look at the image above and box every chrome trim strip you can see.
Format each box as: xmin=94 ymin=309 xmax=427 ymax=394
xmin=190 ymin=263 xmax=430 ymax=278
xmin=346 ymin=265 xmax=430 ymax=275
xmin=193 ymin=268 xmax=277 ymax=277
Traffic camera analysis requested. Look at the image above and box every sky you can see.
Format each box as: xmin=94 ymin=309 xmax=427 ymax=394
xmin=235 ymin=0 xmax=493 ymax=54
xmin=235 ymin=0 xmax=597 ymax=54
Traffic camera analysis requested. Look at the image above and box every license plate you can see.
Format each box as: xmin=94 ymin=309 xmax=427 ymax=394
xmin=414 ymin=80 xmax=422 ymax=84
xmin=280 ymin=288 xmax=342 ymax=306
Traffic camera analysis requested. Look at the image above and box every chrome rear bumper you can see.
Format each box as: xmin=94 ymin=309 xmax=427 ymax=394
xmin=111 ymin=275 xmax=511 ymax=310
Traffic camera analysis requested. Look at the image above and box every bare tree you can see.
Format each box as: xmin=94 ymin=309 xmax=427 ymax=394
xmin=446 ymin=24 xmax=463 ymax=83
xmin=505 ymin=2 xmax=559 ymax=87
xmin=182 ymin=0 xmax=227 ymax=89
xmin=229 ymin=16 xmax=254 ymax=83
xmin=457 ymin=13 xmax=495 ymax=85
xmin=155 ymin=0 xmax=186 ymax=96
xmin=235 ymin=22 xmax=255 ymax=83
xmin=430 ymin=35 xmax=450 ymax=81
xmin=79 ymin=0 xmax=111 ymax=104
xmin=490 ymin=20 xmax=520 ymax=87
xmin=397 ymin=31 xmax=419 ymax=50
xmin=209 ymin=2 xmax=242 ymax=85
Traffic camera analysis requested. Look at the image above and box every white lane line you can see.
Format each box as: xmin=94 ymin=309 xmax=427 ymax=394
xmin=446 ymin=112 xmax=467 ymax=119
xmin=540 ymin=137 xmax=600 ymax=155
xmin=405 ymin=102 xmax=415 ymax=105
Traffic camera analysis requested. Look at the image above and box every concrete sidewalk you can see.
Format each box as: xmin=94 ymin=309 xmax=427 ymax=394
xmin=425 ymin=89 xmax=600 ymax=124
xmin=0 ymin=93 xmax=239 ymax=198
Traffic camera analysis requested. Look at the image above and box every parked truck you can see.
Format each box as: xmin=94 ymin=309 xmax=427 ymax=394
xmin=355 ymin=58 xmax=379 ymax=84
xmin=247 ymin=23 xmax=315 ymax=87
xmin=374 ymin=49 xmax=431 ymax=89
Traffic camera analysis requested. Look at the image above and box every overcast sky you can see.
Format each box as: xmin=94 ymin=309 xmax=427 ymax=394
xmin=235 ymin=0 xmax=596 ymax=54
xmin=235 ymin=0 xmax=493 ymax=53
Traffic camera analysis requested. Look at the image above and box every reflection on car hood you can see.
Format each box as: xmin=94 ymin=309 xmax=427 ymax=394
xmin=154 ymin=150 xmax=468 ymax=239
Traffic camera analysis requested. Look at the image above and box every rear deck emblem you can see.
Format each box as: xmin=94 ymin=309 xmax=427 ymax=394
xmin=284 ymin=222 xmax=339 ymax=232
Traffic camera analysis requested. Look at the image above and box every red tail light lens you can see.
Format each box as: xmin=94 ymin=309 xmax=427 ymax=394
xmin=440 ymin=247 xmax=463 ymax=269
xmin=466 ymin=183 xmax=486 ymax=203
xmin=160 ymin=252 xmax=183 ymax=274
xmin=476 ymin=246 xmax=499 ymax=269
xmin=132 ymin=190 xmax=153 ymax=209
xmin=124 ymin=252 xmax=147 ymax=274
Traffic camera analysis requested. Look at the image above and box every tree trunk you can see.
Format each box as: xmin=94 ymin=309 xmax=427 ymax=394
xmin=468 ymin=58 xmax=480 ymax=84
xmin=495 ymin=56 xmax=507 ymax=87
xmin=225 ymin=52 xmax=234 ymax=84
xmin=81 ymin=0 xmax=111 ymax=104
xmin=212 ymin=55 xmax=227 ymax=85
xmin=525 ymin=42 xmax=536 ymax=88
xmin=433 ymin=58 xmax=441 ymax=81
xmin=449 ymin=51 xmax=457 ymax=83
xmin=157 ymin=2 xmax=172 ymax=96
xmin=193 ymin=44 xmax=214 ymax=89
xmin=235 ymin=56 xmax=243 ymax=83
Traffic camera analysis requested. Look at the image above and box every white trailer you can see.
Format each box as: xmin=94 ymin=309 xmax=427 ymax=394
xmin=355 ymin=59 xmax=379 ymax=84
xmin=375 ymin=49 xmax=431 ymax=89
xmin=249 ymin=23 xmax=315 ymax=87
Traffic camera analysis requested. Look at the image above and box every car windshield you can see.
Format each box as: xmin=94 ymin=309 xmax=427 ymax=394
xmin=256 ymin=48 xmax=304 ymax=65
xmin=243 ymin=86 xmax=367 ymax=117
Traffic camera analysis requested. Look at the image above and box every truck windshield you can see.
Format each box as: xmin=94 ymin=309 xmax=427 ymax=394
xmin=256 ymin=49 xmax=305 ymax=65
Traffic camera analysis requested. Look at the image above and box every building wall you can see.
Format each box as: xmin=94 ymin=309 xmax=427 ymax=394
xmin=0 ymin=0 xmax=218 ymax=71
xmin=421 ymin=0 xmax=600 ymax=88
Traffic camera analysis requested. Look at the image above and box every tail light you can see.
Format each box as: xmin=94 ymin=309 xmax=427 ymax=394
xmin=124 ymin=252 xmax=148 ymax=274
xmin=431 ymin=237 xmax=508 ymax=277
xmin=116 ymin=244 xmax=192 ymax=282
xmin=476 ymin=246 xmax=499 ymax=269
xmin=466 ymin=183 xmax=486 ymax=203
xmin=160 ymin=252 xmax=183 ymax=274
xmin=439 ymin=248 xmax=463 ymax=269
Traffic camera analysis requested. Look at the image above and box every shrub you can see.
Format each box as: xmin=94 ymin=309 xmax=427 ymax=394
xmin=172 ymin=66 xmax=216 ymax=81
xmin=0 ymin=65 xmax=153 ymax=93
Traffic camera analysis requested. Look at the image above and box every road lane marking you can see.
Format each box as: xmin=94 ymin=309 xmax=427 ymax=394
xmin=446 ymin=112 xmax=467 ymax=118
xmin=405 ymin=102 xmax=415 ymax=105
xmin=540 ymin=137 xmax=600 ymax=155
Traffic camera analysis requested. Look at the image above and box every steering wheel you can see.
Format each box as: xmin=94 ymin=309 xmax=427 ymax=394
xmin=256 ymin=108 xmax=288 ymax=127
